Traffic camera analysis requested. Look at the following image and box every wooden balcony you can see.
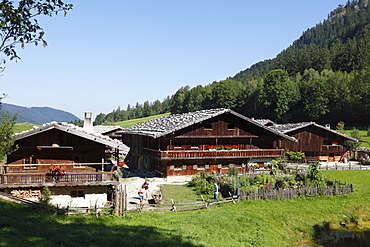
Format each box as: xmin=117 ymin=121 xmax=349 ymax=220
xmin=0 ymin=172 xmax=119 ymax=188
xmin=322 ymin=145 xmax=346 ymax=153
xmin=143 ymin=148 xmax=284 ymax=160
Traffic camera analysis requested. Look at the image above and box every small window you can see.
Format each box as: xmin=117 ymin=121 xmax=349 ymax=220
xmin=204 ymin=124 xmax=212 ymax=130
xmin=174 ymin=165 xmax=182 ymax=170
xmin=23 ymin=165 xmax=37 ymax=170
xmin=228 ymin=124 xmax=236 ymax=130
xmin=197 ymin=165 xmax=205 ymax=170
xmin=174 ymin=143 xmax=182 ymax=149
xmin=74 ymin=164 xmax=87 ymax=168
xmin=71 ymin=190 xmax=85 ymax=198
xmin=190 ymin=144 xmax=198 ymax=149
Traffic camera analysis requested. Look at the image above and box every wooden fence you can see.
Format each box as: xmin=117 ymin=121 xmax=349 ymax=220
xmin=136 ymin=194 xmax=239 ymax=213
xmin=239 ymin=183 xmax=354 ymax=201
xmin=65 ymin=205 xmax=113 ymax=217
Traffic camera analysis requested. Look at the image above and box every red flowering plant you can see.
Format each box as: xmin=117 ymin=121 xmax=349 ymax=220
xmin=49 ymin=162 xmax=67 ymax=175
xmin=118 ymin=160 xmax=126 ymax=167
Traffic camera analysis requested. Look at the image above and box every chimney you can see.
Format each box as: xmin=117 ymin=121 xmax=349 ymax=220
xmin=83 ymin=112 xmax=94 ymax=133
xmin=325 ymin=124 xmax=330 ymax=129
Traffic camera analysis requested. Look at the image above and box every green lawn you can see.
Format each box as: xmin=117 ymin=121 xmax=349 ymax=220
xmin=2 ymin=170 xmax=370 ymax=246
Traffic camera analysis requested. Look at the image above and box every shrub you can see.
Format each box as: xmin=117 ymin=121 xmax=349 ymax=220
xmin=39 ymin=186 xmax=52 ymax=204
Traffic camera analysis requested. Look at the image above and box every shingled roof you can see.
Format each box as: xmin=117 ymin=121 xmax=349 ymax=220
xmin=16 ymin=122 xmax=130 ymax=155
xmin=268 ymin=122 xmax=358 ymax=142
xmin=117 ymin=108 xmax=296 ymax=141
xmin=93 ymin=125 xmax=122 ymax=135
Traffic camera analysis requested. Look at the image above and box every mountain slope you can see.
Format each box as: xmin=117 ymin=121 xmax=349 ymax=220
xmin=0 ymin=103 xmax=80 ymax=125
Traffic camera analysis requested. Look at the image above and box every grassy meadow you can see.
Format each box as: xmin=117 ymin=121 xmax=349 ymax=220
xmin=1 ymin=170 xmax=370 ymax=246
xmin=114 ymin=113 xmax=170 ymax=129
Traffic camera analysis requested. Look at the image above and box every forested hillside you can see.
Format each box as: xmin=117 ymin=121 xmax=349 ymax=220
xmin=0 ymin=103 xmax=80 ymax=125
xmin=95 ymin=0 xmax=370 ymax=127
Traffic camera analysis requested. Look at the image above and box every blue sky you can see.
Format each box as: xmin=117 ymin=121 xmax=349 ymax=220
xmin=2 ymin=0 xmax=345 ymax=120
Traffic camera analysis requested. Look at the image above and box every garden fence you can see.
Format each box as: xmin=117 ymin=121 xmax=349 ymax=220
xmin=239 ymin=183 xmax=354 ymax=201
xmin=136 ymin=194 xmax=239 ymax=213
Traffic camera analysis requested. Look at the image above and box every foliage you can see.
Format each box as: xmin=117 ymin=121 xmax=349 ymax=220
xmin=286 ymin=151 xmax=305 ymax=161
xmin=0 ymin=114 xmax=18 ymax=162
xmin=336 ymin=121 xmax=345 ymax=134
xmin=0 ymin=0 xmax=73 ymax=61
xmin=187 ymin=171 xmax=216 ymax=195
xmin=39 ymin=186 xmax=52 ymax=204
xmin=259 ymin=69 xmax=300 ymax=121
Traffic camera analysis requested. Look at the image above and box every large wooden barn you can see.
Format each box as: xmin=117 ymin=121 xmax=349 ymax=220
xmin=0 ymin=114 xmax=129 ymax=207
xmin=257 ymin=121 xmax=358 ymax=162
xmin=117 ymin=108 xmax=296 ymax=176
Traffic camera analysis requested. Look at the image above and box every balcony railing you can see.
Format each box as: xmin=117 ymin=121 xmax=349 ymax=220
xmin=0 ymin=172 xmax=118 ymax=188
xmin=322 ymin=145 xmax=345 ymax=153
xmin=143 ymin=148 xmax=284 ymax=160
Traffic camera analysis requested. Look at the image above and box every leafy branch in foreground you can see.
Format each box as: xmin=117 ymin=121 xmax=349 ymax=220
xmin=0 ymin=0 xmax=73 ymax=61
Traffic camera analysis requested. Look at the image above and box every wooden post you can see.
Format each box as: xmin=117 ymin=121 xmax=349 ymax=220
xmin=170 ymin=199 xmax=177 ymax=212
xmin=115 ymin=188 xmax=120 ymax=216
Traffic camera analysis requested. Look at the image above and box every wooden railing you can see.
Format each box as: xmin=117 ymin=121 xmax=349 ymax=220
xmin=0 ymin=172 xmax=118 ymax=188
xmin=143 ymin=148 xmax=284 ymax=160
xmin=322 ymin=145 xmax=345 ymax=152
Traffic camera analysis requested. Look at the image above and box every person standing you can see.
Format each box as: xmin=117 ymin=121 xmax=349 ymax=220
xmin=213 ymin=181 xmax=219 ymax=201
xmin=138 ymin=185 xmax=146 ymax=204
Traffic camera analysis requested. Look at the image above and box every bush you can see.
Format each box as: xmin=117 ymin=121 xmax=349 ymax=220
xmin=39 ymin=186 xmax=52 ymax=204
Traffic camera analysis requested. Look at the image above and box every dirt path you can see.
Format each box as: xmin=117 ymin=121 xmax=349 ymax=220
xmin=119 ymin=175 xmax=193 ymax=210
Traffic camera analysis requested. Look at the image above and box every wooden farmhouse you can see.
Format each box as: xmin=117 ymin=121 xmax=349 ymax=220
xmin=0 ymin=113 xmax=129 ymax=207
xmin=117 ymin=108 xmax=296 ymax=176
xmin=261 ymin=121 xmax=358 ymax=162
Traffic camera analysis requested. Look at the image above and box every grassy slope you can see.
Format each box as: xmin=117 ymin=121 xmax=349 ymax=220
xmin=13 ymin=123 xmax=39 ymax=134
xmin=1 ymin=170 xmax=370 ymax=246
xmin=114 ymin=113 xmax=170 ymax=129
xmin=343 ymin=129 xmax=370 ymax=148
xmin=12 ymin=113 xmax=171 ymax=134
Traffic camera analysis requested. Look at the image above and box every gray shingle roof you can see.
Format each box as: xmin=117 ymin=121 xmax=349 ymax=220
xmin=93 ymin=125 xmax=122 ymax=135
xmin=117 ymin=108 xmax=296 ymax=141
xmin=16 ymin=122 xmax=130 ymax=154
xmin=267 ymin=122 xmax=358 ymax=142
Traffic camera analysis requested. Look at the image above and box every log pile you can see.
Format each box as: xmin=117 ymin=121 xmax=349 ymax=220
xmin=11 ymin=189 xmax=41 ymax=199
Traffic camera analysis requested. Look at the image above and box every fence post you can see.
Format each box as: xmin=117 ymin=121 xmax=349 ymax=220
xmin=170 ymin=199 xmax=177 ymax=212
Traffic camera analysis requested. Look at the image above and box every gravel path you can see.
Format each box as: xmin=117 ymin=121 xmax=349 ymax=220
xmin=119 ymin=174 xmax=193 ymax=210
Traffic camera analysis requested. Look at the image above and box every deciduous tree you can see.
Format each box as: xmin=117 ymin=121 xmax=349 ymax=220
xmin=0 ymin=0 xmax=73 ymax=62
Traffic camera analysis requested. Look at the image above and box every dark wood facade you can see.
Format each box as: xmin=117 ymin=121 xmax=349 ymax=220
xmin=120 ymin=110 xmax=294 ymax=176
xmin=0 ymin=123 xmax=129 ymax=201
xmin=277 ymin=124 xmax=356 ymax=162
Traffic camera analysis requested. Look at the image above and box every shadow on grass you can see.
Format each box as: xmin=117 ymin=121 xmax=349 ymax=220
xmin=310 ymin=222 xmax=370 ymax=246
xmin=0 ymin=200 xmax=203 ymax=247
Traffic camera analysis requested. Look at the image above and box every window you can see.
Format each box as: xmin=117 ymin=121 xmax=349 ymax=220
xmin=174 ymin=143 xmax=182 ymax=149
xmin=190 ymin=143 xmax=198 ymax=149
xmin=70 ymin=190 xmax=85 ymax=198
xmin=23 ymin=165 xmax=37 ymax=170
xmin=228 ymin=124 xmax=236 ymax=130
xmin=197 ymin=165 xmax=205 ymax=170
xmin=204 ymin=124 xmax=212 ymax=130
xmin=74 ymin=164 xmax=86 ymax=168
xmin=174 ymin=165 xmax=182 ymax=170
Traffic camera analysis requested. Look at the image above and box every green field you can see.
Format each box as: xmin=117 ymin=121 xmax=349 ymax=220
xmin=1 ymin=170 xmax=370 ymax=246
xmin=114 ymin=113 xmax=170 ymax=129
xmin=343 ymin=128 xmax=370 ymax=148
